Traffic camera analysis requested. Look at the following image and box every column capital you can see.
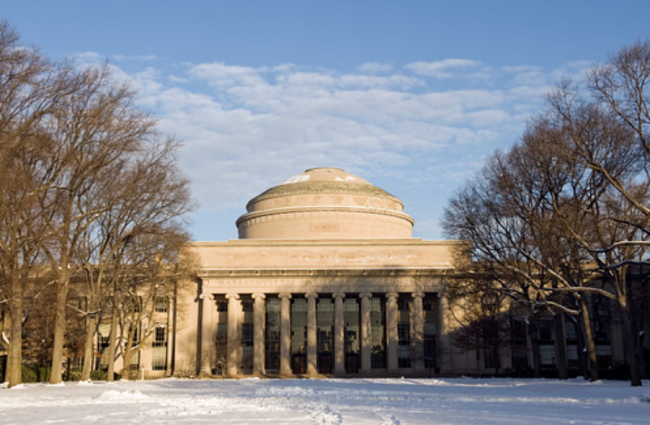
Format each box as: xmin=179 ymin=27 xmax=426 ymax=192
xmin=385 ymin=292 xmax=399 ymax=300
xmin=412 ymin=290 xmax=424 ymax=299
xmin=359 ymin=292 xmax=373 ymax=299
xmin=252 ymin=292 xmax=266 ymax=300
xmin=305 ymin=292 xmax=319 ymax=299
xmin=279 ymin=292 xmax=292 ymax=300
xmin=199 ymin=293 xmax=214 ymax=301
xmin=333 ymin=292 xmax=346 ymax=299
xmin=225 ymin=293 xmax=240 ymax=300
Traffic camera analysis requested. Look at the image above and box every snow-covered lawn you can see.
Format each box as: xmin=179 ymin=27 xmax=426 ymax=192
xmin=1 ymin=377 xmax=648 ymax=424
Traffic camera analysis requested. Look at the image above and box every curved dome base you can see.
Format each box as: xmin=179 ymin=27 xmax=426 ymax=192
xmin=237 ymin=206 xmax=414 ymax=239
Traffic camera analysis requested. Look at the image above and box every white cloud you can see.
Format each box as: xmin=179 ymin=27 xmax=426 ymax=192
xmin=358 ymin=62 xmax=393 ymax=74
xmin=112 ymin=54 xmax=157 ymax=62
xmin=189 ymin=62 xmax=267 ymax=88
xmin=404 ymin=59 xmax=483 ymax=78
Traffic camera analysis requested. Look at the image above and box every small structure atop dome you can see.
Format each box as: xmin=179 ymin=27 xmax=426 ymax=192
xmin=278 ymin=167 xmax=365 ymax=185
xmin=237 ymin=168 xmax=413 ymax=239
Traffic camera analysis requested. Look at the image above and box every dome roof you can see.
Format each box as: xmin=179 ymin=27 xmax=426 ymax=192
xmin=246 ymin=167 xmax=402 ymax=211
xmin=236 ymin=168 xmax=414 ymax=239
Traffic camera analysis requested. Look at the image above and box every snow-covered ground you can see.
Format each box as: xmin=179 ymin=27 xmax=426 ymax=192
xmin=1 ymin=377 xmax=648 ymax=424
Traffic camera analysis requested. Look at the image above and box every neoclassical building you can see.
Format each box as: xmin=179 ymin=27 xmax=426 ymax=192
xmin=174 ymin=167 xmax=464 ymax=377
xmin=116 ymin=167 xmax=645 ymax=380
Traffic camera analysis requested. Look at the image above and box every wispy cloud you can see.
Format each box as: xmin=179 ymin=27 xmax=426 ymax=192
xmin=404 ymin=59 xmax=483 ymax=78
xmin=113 ymin=54 xmax=157 ymax=62
xmin=359 ymin=62 xmax=393 ymax=74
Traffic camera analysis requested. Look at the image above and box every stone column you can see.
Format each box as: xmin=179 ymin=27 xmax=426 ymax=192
xmin=437 ymin=290 xmax=452 ymax=373
xmin=306 ymin=292 xmax=319 ymax=376
xmin=333 ymin=292 xmax=346 ymax=375
xmin=412 ymin=291 xmax=425 ymax=370
xmin=386 ymin=292 xmax=399 ymax=372
xmin=360 ymin=292 xmax=372 ymax=373
xmin=226 ymin=293 xmax=241 ymax=377
xmin=199 ymin=293 xmax=214 ymax=377
xmin=279 ymin=292 xmax=293 ymax=376
xmin=252 ymin=292 xmax=266 ymax=376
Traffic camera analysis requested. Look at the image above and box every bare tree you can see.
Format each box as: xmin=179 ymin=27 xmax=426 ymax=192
xmin=74 ymin=137 xmax=192 ymax=381
xmin=0 ymin=21 xmax=76 ymax=387
xmin=33 ymin=64 xmax=164 ymax=384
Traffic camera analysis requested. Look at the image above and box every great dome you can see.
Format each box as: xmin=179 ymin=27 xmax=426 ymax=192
xmin=236 ymin=167 xmax=414 ymax=239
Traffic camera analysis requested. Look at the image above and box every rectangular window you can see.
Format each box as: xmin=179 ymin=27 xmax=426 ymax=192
xmin=538 ymin=321 xmax=554 ymax=345
xmin=242 ymin=322 xmax=254 ymax=347
xmin=152 ymin=324 xmax=167 ymax=371
xmin=155 ymin=325 xmax=167 ymax=343
xmin=215 ymin=323 xmax=228 ymax=375
xmin=510 ymin=319 xmax=527 ymax=346
xmin=317 ymin=296 xmax=334 ymax=374
xmin=398 ymin=323 xmax=411 ymax=346
xmin=155 ymin=296 xmax=168 ymax=313
xmin=370 ymin=296 xmax=386 ymax=369
xmin=343 ymin=297 xmax=360 ymax=373
xmin=291 ymin=296 xmax=308 ymax=374
xmin=397 ymin=294 xmax=412 ymax=368
xmin=265 ymin=296 xmax=281 ymax=372
xmin=398 ymin=322 xmax=412 ymax=368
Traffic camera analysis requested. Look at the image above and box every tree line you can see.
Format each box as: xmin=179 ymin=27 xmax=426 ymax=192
xmin=0 ymin=22 xmax=194 ymax=388
xmin=443 ymin=41 xmax=650 ymax=386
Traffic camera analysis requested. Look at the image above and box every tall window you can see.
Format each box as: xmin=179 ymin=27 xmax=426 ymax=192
xmin=265 ymin=296 xmax=281 ymax=372
xmin=154 ymin=296 xmax=168 ymax=313
xmin=291 ymin=296 xmax=307 ymax=374
xmin=370 ymin=296 xmax=386 ymax=369
xmin=240 ymin=295 xmax=254 ymax=373
xmin=397 ymin=294 xmax=412 ymax=368
xmin=151 ymin=323 xmax=167 ymax=371
xmin=215 ymin=323 xmax=228 ymax=375
xmin=317 ymin=296 xmax=334 ymax=373
xmin=423 ymin=293 xmax=437 ymax=370
xmin=343 ymin=297 xmax=360 ymax=373
xmin=214 ymin=295 xmax=228 ymax=375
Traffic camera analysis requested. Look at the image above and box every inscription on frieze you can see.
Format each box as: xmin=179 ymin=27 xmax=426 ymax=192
xmin=310 ymin=222 xmax=340 ymax=232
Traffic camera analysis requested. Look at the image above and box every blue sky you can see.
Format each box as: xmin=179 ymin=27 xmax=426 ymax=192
xmin=3 ymin=1 xmax=649 ymax=241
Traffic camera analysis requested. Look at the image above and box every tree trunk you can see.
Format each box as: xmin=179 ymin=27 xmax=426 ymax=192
xmin=80 ymin=314 xmax=98 ymax=381
xmin=527 ymin=320 xmax=542 ymax=378
xmin=573 ymin=316 xmax=588 ymax=378
xmin=553 ymin=313 xmax=568 ymax=380
xmin=619 ymin=301 xmax=642 ymax=386
xmin=579 ymin=298 xmax=599 ymax=382
xmin=122 ymin=343 xmax=133 ymax=380
xmin=107 ymin=308 xmax=118 ymax=382
xmin=7 ymin=275 xmax=23 ymax=388
xmin=49 ymin=275 xmax=70 ymax=384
